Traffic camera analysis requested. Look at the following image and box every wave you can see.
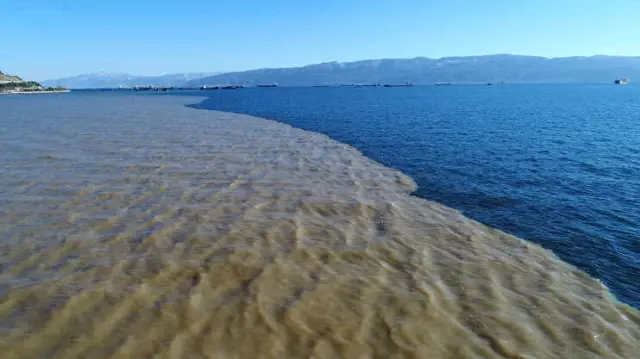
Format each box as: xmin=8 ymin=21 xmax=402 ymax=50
xmin=0 ymin=94 xmax=638 ymax=358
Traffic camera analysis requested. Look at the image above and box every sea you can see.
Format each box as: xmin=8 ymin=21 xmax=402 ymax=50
xmin=0 ymin=87 xmax=639 ymax=358
xmin=192 ymin=85 xmax=640 ymax=305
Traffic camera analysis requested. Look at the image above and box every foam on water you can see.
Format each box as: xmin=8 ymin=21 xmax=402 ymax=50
xmin=0 ymin=94 xmax=638 ymax=358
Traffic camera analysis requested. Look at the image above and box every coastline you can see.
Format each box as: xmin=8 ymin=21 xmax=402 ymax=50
xmin=1 ymin=94 xmax=638 ymax=358
xmin=0 ymin=90 xmax=70 ymax=95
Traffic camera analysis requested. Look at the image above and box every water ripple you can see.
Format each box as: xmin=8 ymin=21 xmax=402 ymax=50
xmin=0 ymin=93 xmax=638 ymax=358
xmin=193 ymin=84 xmax=640 ymax=308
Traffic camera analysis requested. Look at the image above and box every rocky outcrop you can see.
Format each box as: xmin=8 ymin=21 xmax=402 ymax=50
xmin=0 ymin=71 xmax=23 ymax=83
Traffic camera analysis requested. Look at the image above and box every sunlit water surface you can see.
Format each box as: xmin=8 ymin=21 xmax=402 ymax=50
xmin=0 ymin=93 xmax=638 ymax=359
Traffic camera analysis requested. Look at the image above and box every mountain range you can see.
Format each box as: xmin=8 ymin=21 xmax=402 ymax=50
xmin=40 ymin=55 xmax=639 ymax=89
xmin=40 ymin=72 xmax=223 ymax=89
xmin=186 ymin=55 xmax=638 ymax=87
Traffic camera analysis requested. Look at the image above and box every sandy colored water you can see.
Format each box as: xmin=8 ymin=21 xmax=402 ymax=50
xmin=0 ymin=94 xmax=638 ymax=359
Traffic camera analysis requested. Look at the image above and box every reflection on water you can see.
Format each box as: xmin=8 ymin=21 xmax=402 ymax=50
xmin=0 ymin=94 xmax=638 ymax=358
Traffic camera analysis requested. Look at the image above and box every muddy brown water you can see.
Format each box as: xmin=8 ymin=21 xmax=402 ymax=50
xmin=0 ymin=94 xmax=638 ymax=358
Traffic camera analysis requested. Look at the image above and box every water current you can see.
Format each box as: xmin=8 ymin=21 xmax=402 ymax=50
xmin=194 ymin=85 xmax=640 ymax=308
xmin=0 ymin=93 xmax=638 ymax=358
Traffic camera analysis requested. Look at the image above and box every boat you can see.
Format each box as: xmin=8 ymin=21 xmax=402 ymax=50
xmin=435 ymin=82 xmax=452 ymax=86
xmin=221 ymin=85 xmax=244 ymax=90
xmin=133 ymin=85 xmax=152 ymax=91
xmin=614 ymin=78 xmax=629 ymax=85
xmin=257 ymin=83 xmax=278 ymax=88
xmin=340 ymin=83 xmax=380 ymax=87
xmin=383 ymin=81 xmax=413 ymax=87
xmin=153 ymin=86 xmax=174 ymax=92
xmin=200 ymin=85 xmax=220 ymax=90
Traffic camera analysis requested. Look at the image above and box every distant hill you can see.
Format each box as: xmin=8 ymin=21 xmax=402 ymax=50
xmin=1 ymin=71 xmax=67 ymax=93
xmin=0 ymin=71 xmax=23 ymax=83
xmin=186 ymin=55 xmax=640 ymax=86
xmin=41 ymin=72 xmax=224 ymax=89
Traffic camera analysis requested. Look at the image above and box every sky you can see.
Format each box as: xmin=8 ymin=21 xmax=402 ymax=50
xmin=2 ymin=0 xmax=640 ymax=80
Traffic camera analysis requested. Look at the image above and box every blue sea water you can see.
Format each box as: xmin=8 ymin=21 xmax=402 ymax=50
xmin=188 ymin=84 xmax=640 ymax=308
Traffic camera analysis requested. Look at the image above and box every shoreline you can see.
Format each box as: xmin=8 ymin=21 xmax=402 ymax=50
xmin=0 ymin=90 xmax=70 ymax=95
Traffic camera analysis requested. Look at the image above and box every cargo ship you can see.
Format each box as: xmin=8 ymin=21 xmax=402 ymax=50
xmin=221 ymin=85 xmax=244 ymax=90
xmin=257 ymin=83 xmax=278 ymax=88
xmin=383 ymin=81 xmax=413 ymax=87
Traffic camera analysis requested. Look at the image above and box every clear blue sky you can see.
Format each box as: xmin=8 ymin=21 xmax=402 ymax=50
xmin=2 ymin=0 xmax=639 ymax=80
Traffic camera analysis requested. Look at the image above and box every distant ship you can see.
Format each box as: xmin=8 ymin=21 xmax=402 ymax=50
xmin=257 ymin=83 xmax=278 ymax=88
xmin=221 ymin=85 xmax=245 ymax=90
xmin=200 ymin=85 xmax=219 ymax=90
xmin=435 ymin=82 xmax=452 ymax=86
xmin=384 ymin=81 xmax=413 ymax=87
xmin=614 ymin=78 xmax=629 ymax=85
xmin=341 ymin=84 xmax=380 ymax=87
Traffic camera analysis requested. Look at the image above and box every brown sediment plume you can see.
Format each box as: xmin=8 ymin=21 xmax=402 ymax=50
xmin=0 ymin=95 xmax=638 ymax=359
